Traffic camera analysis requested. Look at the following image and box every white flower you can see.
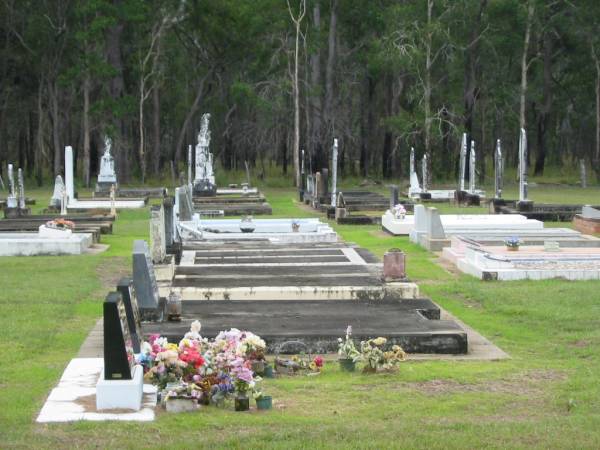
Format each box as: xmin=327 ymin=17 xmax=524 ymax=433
xmin=141 ymin=342 xmax=152 ymax=354
xmin=190 ymin=320 xmax=201 ymax=334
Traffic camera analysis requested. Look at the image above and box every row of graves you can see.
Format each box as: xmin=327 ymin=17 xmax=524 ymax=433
xmin=188 ymin=113 xmax=271 ymax=216
xmin=0 ymin=137 xmax=168 ymax=256
xmin=38 ymin=180 xmax=507 ymax=421
xmin=407 ymin=135 xmax=486 ymax=204
xmin=0 ymin=162 xmax=114 ymax=256
xmin=301 ymin=140 xmax=396 ymax=225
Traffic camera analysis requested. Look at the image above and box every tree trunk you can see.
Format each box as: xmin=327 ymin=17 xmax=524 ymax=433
xmin=534 ymin=28 xmax=553 ymax=175
xmin=324 ymin=0 xmax=337 ymax=164
xmin=594 ymin=49 xmax=600 ymax=182
xmin=152 ymin=85 xmax=161 ymax=176
xmin=423 ymin=0 xmax=433 ymax=167
xmin=309 ymin=0 xmax=322 ymax=171
xmin=35 ymin=81 xmax=45 ymax=186
xmin=50 ymin=81 xmax=61 ymax=176
xmin=83 ymin=74 xmax=91 ymax=187
xmin=519 ymin=1 xmax=535 ymax=132
xmin=175 ymin=73 xmax=210 ymax=166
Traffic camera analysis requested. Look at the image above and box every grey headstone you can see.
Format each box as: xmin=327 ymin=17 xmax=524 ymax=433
xmin=132 ymin=240 xmax=160 ymax=311
xmin=426 ymin=207 xmax=445 ymax=239
xmin=50 ymin=175 xmax=65 ymax=208
xmin=321 ymin=168 xmax=329 ymax=199
xmin=413 ymin=204 xmax=427 ymax=233
xmin=163 ymin=196 xmax=174 ymax=247
xmin=582 ymin=205 xmax=600 ymax=219
xmin=150 ymin=205 xmax=167 ymax=263
xmin=178 ymin=186 xmax=192 ymax=221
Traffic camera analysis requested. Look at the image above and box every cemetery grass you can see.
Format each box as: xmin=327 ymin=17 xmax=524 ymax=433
xmin=1 ymin=187 xmax=600 ymax=448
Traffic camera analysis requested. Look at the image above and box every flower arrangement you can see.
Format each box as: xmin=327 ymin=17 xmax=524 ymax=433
xmin=138 ymin=322 xmax=265 ymax=408
xmin=338 ymin=326 xmax=360 ymax=361
xmin=504 ymin=236 xmax=520 ymax=250
xmin=359 ymin=337 xmax=407 ymax=373
xmin=274 ymin=355 xmax=324 ymax=375
xmin=391 ymin=204 xmax=407 ymax=220
xmin=46 ymin=218 xmax=75 ymax=230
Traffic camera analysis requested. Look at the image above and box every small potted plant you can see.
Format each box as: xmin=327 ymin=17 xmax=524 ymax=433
xmin=505 ymin=236 xmax=520 ymax=251
xmin=338 ymin=326 xmax=360 ymax=372
xmin=253 ymin=379 xmax=272 ymax=410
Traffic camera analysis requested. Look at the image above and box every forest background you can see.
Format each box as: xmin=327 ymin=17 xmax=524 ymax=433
xmin=1 ymin=0 xmax=599 ymax=188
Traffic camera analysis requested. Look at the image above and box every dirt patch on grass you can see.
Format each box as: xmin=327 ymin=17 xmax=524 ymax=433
xmin=370 ymin=230 xmax=394 ymax=239
xmin=95 ymin=256 xmax=129 ymax=292
xmin=569 ymin=339 xmax=591 ymax=348
xmin=433 ymin=256 xmax=462 ymax=277
xmin=405 ymin=370 xmax=567 ymax=396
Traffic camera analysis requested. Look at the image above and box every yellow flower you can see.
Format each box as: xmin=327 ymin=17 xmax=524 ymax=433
xmin=372 ymin=337 xmax=387 ymax=346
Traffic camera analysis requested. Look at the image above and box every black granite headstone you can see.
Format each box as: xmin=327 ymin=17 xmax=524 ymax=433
xmin=163 ymin=196 xmax=174 ymax=248
xmin=117 ymin=277 xmax=143 ymax=353
xmin=389 ymin=185 xmax=399 ymax=210
xmin=103 ymin=291 xmax=135 ymax=380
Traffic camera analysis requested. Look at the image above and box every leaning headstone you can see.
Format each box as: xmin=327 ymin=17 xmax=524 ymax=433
xmin=96 ymin=291 xmax=143 ymax=411
xmin=96 ymin=136 xmax=118 ymax=192
xmin=49 ymin=175 xmax=64 ymax=208
xmin=132 ymin=240 xmax=160 ymax=315
xmin=116 ymin=278 xmax=143 ymax=353
xmin=150 ymin=205 xmax=167 ymax=264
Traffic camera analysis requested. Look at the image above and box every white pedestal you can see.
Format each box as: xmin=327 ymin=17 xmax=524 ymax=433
xmin=96 ymin=364 xmax=144 ymax=411
xmin=38 ymin=225 xmax=72 ymax=238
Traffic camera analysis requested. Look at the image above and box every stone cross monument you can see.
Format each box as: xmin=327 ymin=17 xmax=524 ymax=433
xmin=469 ymin=141 xmax=476 ymax=194
xmin=495 ymin=139 xmax=503 ymax=199
xmin=459 ymin=133 xmax=467 ymax=191
xmin=97 ymin=136 xmax=118 ymax=192
xmin=6 ymin=164 xmax=17 ymax=208
xmin=330 ymin=138 xmax=338 ymax=207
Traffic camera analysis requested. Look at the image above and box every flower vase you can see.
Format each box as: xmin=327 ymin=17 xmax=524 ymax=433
xmin=256 ymin=396 xmax=273 ymax=410
xmin=339 ymin=358 xmax=356 ymax=372
xmin=263 ymin=364 xmax=274 ymax=378
xmin=234 ymin=395 xmax=250 ymax=412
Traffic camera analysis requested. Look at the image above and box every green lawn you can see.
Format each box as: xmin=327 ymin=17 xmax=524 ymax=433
xmin=2 ymin=185 xmax=600 ymax=448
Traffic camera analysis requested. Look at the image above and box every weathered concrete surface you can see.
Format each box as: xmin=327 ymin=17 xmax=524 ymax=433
xmin=144 ymin=299 xmax=467 ymax=354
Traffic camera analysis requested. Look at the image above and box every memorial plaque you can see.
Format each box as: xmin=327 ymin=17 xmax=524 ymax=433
xmin=103 ymin=291 xmax=135 ymax=380
xmin=117 ymin=277 xmax=143 ymax=353
xmin=132 ymin=240 xmax=160 ymax=311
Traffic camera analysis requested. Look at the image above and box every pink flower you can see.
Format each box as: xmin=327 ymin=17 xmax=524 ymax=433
xmin=314 ymin=356 xmax=324 ymax=368
xmin=148 ymin=334 xmax=161 ymax=345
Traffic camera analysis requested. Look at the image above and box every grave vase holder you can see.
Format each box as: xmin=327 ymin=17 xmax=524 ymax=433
xmin=234 ymin=395 xmax=250 ymax=412
xmin=256 ymin=395 xmax=273 ymax=410
xmin=339 ymin=358 xmax=356 ymax=372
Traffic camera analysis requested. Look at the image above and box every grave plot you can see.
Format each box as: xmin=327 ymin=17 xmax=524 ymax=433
xmin=573 ymin=206 xmax=600 ymax=234
xmin=447 ymin=242 xmax=600 ymax=281
xmin=406 ymin=205 xmax=583 ymax=251
xmin=62 ymin=146 xmax=147 ymax=211
xmin=143 ymin=237 xmax=469 ymax=355
xmin=188 ymin=114 xmax=271 ymax=215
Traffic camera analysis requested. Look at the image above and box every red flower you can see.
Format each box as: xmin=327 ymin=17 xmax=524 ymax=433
xmin=314 ymin=356 xmax=324 ymax=368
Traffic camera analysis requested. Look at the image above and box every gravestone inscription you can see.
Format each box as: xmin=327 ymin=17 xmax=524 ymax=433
xmin=116 ymin=277 xmax=143 ymax=353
